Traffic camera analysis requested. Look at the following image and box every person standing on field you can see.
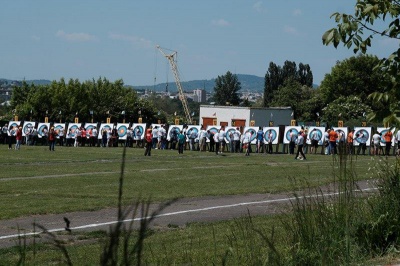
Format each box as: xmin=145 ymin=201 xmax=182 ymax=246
xmin=144 ymin=128 xmax=152 ymax=156
xmin=384 ymin=129 xmax=393 ymax=156
xmin=178 ymin=130 xmax=185 ymax=154
xmin=295 ymin=132 xmax=306 ymax=160
xmin=48 ymin=127 xmax=57 ymax=151
xmin=15 ymin=126 xmax=22 ymax=150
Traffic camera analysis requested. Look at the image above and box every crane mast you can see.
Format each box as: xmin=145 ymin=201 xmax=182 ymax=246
xmin=156 ymin=45 xmax=193 ymax=124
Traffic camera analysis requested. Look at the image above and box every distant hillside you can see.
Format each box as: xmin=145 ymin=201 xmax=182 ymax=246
xmin=134 ymin=74 xmax=265 ymax=93
xmin=0 ymin=79 xmax=51 ymax=86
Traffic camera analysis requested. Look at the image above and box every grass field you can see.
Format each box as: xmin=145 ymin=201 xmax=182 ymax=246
xmin=0 ymin=144 xmax=397 ymax=264
xmin=0 ymin=144 xmax=378 ymax=220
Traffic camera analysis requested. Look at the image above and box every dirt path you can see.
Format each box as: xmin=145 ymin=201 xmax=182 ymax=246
xmin=0 ymin=179 xmax=377 ymax=249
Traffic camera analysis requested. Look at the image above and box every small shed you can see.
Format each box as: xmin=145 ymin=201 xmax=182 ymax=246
xmin=199 ymin=105 xmax=292 ymax=128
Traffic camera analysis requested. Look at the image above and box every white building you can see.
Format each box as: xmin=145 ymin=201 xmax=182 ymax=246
xmin=193 ymin=89 xmax=206 ymax=103
xmin=199 ymin=105 xmax=292 ymax=128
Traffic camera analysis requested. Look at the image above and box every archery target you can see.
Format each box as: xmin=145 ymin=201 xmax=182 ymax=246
xmin=117 ymin=124 xmax=129 ymax=139
xmin=37 ymin=123 xmax=50 ymax=138
xmin=8 ymin=121 xmax=20 ymax=131
xmin=263 ymin=127 xmax=278 ymax=144
xmin=354 ymin=127 xmax=371 ymax=146
xmin=22 ymin=121 xmax=34 ymax=136
xmin=225 ymin=127 xmax=237 ymax=142
xmin=243 ymin=127 xmax=257 ymax=144
xmin=283 ymin=126 xmax=301 ymax=144
xmin=167 ymin=126 xmax=182 ymax=141
xmin=133 ymin=124 xmax=146 ymax=140
xmin=306 ymin=127 xmax=324 ymax=145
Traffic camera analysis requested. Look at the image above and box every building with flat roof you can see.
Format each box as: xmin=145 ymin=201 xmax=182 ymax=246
xmin=199 ymin=105 xmax=292 ymax=128
xmin=193 ymin=89 xmax=206 ymax=103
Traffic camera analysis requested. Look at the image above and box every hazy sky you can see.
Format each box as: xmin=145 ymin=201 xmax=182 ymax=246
xmin=1 ymin=1 xmax=398 ymax=86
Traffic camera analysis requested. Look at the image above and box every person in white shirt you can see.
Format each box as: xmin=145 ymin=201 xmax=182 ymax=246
xmin=218 ymin=127 xmax=226 ymax=153
xmin=198 ymin=126 xmax=207 ymax=151
xmin=233 ymin=127 xmax=241 ymax=153
xmin=295 ymin=132 xmax=307 ymax=160
xmin=92 ymin=127 xmax=98 ymax=147
xmin=243 ymin=130 xmax=252 ymax=156
xmin=152 ymin=126 xmax=159 ymax=149
xmin=371 ymin=131 xmax=381 ymax=156
xmin=158 ymin=125 xmax=167 ymax=150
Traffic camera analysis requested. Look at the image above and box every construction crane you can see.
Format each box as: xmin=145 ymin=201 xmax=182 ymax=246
xmin=156 ymin=45 xmax=193 ymax=124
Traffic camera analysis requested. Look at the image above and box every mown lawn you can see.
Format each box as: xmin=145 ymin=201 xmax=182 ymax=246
xmin=0 ymin=145 xmax=376 ymax=220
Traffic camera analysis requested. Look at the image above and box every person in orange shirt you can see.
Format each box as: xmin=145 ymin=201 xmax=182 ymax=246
xmin=384 ymin=130 xmax=393 ymax=156
xmin=347 ymin=129 xmax=354 ymax=155
xmin=329 ymin=129 xmax=338 ymax=155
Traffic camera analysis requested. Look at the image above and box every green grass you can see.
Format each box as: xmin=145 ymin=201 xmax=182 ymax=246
xmin=0 ymin=215 xmax=285 ymax=265
xmin=0 ymin=144 xmax=397 ymax=265
xmin=0 ymin=145 xmax=377 ymax=220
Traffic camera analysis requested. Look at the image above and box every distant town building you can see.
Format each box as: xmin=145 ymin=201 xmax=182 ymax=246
xmin=193 ymin=89 xmax=206 ymax=103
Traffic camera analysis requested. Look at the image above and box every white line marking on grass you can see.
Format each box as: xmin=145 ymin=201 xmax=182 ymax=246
xmin=0 ymin=187 xmax=378 ymax=241
xmin=0 ymin=171 xmax=119 ymax=182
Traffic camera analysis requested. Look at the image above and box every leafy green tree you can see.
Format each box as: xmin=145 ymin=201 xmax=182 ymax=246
xmin=270 ymin=77 xmax=319 ymax=121
xmin=322 ymin=0 xmax=400 ymax=125
xmin=213 ymin=71 xmax=241 ymax=106
xmin=321 ymin=96 xmax=372 ymax=125
xmin=9 ymin=77 xmax=148 ymax=123
xmin=263 ymin=61 xmax=313 ymax=107
xmin=319 ymin=55 xmax=389 ymax=105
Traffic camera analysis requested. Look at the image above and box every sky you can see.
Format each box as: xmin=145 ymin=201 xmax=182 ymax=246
xmin=1 ymin=1 xmax=398 ymax=87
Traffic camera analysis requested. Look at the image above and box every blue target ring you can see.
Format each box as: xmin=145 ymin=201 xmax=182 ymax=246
xmin=54 ymin=125 xmax=64 ymax=134
xmin=86 ymin=125 xmax=95 ymax=131
xmin=285 ymin=128 xmax=299 ymax=141
xmin=9 ymin=122 xmax=19 ymax=131
xmin=187 ymin=127 xmax=198 ymax=135
xmin=379 ymin=129 xmax=394 ymax=144
xmin=245 ymin=128 xmax=257 ymax=142
xmin=169 ymin=126 xmax=180 ymax=138
xmin=226 ymin=128 xmax=236 ymax=141
xmin=38 ymin=124 xmax=48 ymax=137
xmin=209 ymin=127 xmax=219 ymax=134
xmin=355 ymin=129 xmax=369 ymax=143
xmin=23 ymin=123 xmax=34 ymax=134
xmin=133 ymin=125 xmax=144 ymax=139
xmin=335 ymin=129 xmax=345 ymax=143
xmin=118 ymin=125 xmax=128 ymax=137
xmin=69 ymin=125 xmax=79 ymax=138
xmin=309 ymin=129 xmax=323 ymax=144
xmin=264 ymin=129 xmax=277 ymax=142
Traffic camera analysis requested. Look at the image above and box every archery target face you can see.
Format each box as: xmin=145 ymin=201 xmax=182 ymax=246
xmin=23 ymin=122 xmax=34 ymax=135
xmin=8 ymin=122 xmax=20 ymax=131
xmin=354 ymin=128 xmax=370 ymax=146
xmin=225 ymin=128 xmax=236 ymax=142
xmin=133 ymin=125 xmax=145 ymax=140
xmin=264 ymin=129 xmax=277 ymax=143
xmin=54 ymin=124 xmax=64 ymax=135
xmin=285 ymin=127 xmax=299 ymax=142
xmin=37 ymin=124 xmax=49 ymax=137
xmin=187 ymin=127 xmax=199 ymax=136
xmin=117 ymin=125 xmax=128 ymax=139
xmin=69 ymin=124 xmax=79 ymax=138
xmin=306 ymin=128 xmax=324 ymax=145
xmin=244 ymin=128 xmax=257 ymax=143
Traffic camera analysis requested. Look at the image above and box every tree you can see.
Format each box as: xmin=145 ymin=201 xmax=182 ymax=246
xmin=321 ymin=96 xmax=372 ymax=125
xmin=270 ymin=77 xmax=319 ymax=121
xmin=319 ymin=54 xmax=389 ymax=106
xmin=322 ymin=0 xmax=400 ymax=125
xmin=9 ymin=77 xmax=147 ymax=123
xmin=213 ymin=71 xmax=241 ymax=106
xmin=263 ymin=61 xmax=313 ymax=107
